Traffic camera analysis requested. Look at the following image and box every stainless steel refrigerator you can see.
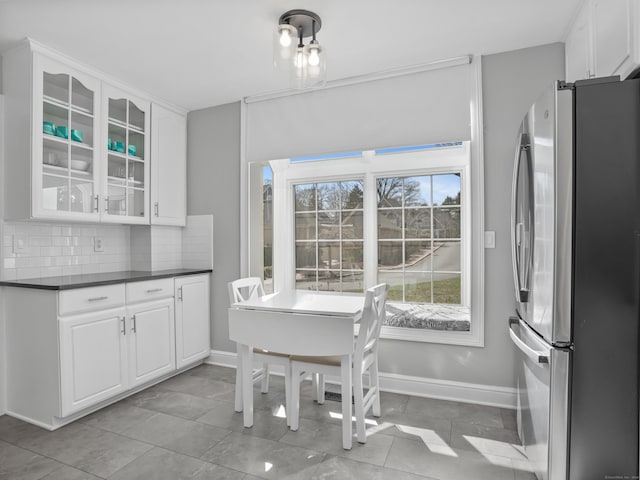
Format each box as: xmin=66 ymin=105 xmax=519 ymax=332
xmin=509 ymin=77 xmax=639 ymax=480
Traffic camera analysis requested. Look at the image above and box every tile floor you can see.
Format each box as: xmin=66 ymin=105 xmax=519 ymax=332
xmin=0 ymin=364 xmax=535 ymax=479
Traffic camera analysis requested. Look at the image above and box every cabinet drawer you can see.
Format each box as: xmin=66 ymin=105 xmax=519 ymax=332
xmin=59 ymin=284 xmax=125 ymax=316
xmin=126 ymin=278 xmax=174 ymax=303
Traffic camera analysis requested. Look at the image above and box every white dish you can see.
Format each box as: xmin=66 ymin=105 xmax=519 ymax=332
xmin=70 ymin=159 xmax=89 ymax=171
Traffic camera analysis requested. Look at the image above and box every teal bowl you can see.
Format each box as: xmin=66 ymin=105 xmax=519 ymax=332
xmin=56 ymin=125 xmax=69 ymax=139
xmin=114 ymin=141 xmax=125 ymax=153
xmin=43 ymin=121 xmax=56 ymax=135
xmin=71 ymin=129 xmax=83 ymax=142
xmin=128 ymin=144 xmax=137 ymax=156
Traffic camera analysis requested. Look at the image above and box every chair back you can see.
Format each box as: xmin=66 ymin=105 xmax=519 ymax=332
xmin=354 ymin=283 xmax=388 ymax=360
xmin=228 ymin=277 xmax=265 ymax=304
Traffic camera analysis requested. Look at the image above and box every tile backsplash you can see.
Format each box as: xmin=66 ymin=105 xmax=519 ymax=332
xmin=1 ymin=214 xmax=214 ymax=281
xmin=2 ymin=222 xmax=130 ymax=280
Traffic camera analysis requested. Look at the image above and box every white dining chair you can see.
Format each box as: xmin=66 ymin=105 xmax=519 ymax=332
xmin=289 ymin=283 xmax=389 ymax=444
xmin=228 ymin=277 xmax=293 ymax=425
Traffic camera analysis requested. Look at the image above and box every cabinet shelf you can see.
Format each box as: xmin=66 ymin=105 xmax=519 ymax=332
xmin=43 ymin=132 xmax=93 ymax=151
xmin=43 ymin=164 xmax=93 ymax=177
xmin=43 ymin=95 xmax=93 ymax=117
xmin=108 ymin=117 xmax=145 ymax=134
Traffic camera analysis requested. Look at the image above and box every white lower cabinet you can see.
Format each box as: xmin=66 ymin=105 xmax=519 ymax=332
xmin=59 ymin=307 xmax=128 ymax=417
xmin=127 ymin=298 xmax=176 ymax=388
xmin=4 ymin=273 xmax=210 ymax=430
xmin=175 ymin=274 xmax=210 ymax=369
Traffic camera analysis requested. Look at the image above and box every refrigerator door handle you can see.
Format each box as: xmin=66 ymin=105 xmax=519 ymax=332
xmin=511 ymin=131 xmax=533 ymax=304
xmin=509 ymin=317 xmax=549 ymax=365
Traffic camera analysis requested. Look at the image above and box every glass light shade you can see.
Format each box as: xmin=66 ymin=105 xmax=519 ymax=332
xmin=273 ymin=24 xmax=297 ymax=69
xmin=290 ymin=45 xmax=309 ymax=89
xmin=303 ymin=42 xmax=326 ymax=88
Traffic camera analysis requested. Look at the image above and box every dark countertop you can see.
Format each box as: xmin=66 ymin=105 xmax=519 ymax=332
xmin=0 ymin=268 xmax=213 ymax=291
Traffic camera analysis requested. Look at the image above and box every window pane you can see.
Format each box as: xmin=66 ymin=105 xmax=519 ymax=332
xmin=317 ymin=182 xmax=340 ymax=210
xmin=404 ymin=272 xmax=436 ymax=303
xmin=433 ymin=240 xmax=461 ymax=272
xmin=404 ymin=176 xmax=431 ymax=207
xmin=296 ymin=243 xmax=316 ymax=269
xmin=378 ymin=241 xmax=403 ymax=268
xmin=341 ymin=271 xmax=364 ymax=293
xmin=433 ymin=273 xmax=461 ymax=304
xmin=378 ymin=210 xmax=402 ymax=239
xmin=342 ymin=211 xmax=363 ymax=239
xmin=377 ymin=178 xmax=403 ymax=207
xmin=340 ymin=181 xmax=364 ymax=209
xmin=318 ymin=211 xmax=340 ymax=239
xmin=405 ymin=208 xmax=431 ymax=239
xmin=342 ymin=242 xmax=363 ymax=269
xmin=318 ymin=270 xmax=341 ymax=291
xmin=319 ymin=242 xmax=340 ymax=269
xmin=378 ymin=271 xmax=405 ymax=302
xmin=405 ymin=240 xmax=432 ymax=270
xmin=296 ymin=270 xmax=316 ymax=291
xmin=433 ymin=207 xmax=461 ymax=238
xmin=263 ymin=165 xmax=273 ymax=293
xmin=295 ymin=184 xmax=316 ymax=211
xmin=432 ymin=173 xmax=461 ymax=206
xmin=295 ymin=213 xmax=316 ymax=240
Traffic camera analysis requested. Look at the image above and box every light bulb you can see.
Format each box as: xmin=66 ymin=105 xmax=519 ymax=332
xmin=279 ymin=27 xmax=292 ymax=47
xmin=294 ymin=46 xmax=307 ymax=69
xmin=308 ymin=45 xmax=320 ymax=66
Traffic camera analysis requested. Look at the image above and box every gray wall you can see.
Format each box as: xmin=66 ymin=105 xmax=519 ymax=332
xmin=188 ymin=42 xmax=564 ymax=389
xmin=377 ymin=42 xmax=564 ymax=387
xmin=187 ymin=101 xmax=241 ymax=350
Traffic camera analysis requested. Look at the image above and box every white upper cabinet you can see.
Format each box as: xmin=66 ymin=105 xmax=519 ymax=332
xmin=151 ymin=103 xmax=187 ymax=226
xmin=2 ymin=39 xmax=186 ymax=225
xmin=4 ymin=46 xmax=102 ymax=221
xmin=565 ymin=3 xmax=594 ymax=82
xmin=101 ymin=84 xmax=151 ymax=224
xmin=565 ymin=0 xmax=639 ymax=82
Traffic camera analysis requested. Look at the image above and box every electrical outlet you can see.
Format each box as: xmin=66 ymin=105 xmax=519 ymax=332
xmin=484 ymin=231 xmax=496 ymax=249
xmin=93 ymin=236 xmax=104 ymax=252
xmin=12 ymin=234 xmax=27 ymax=254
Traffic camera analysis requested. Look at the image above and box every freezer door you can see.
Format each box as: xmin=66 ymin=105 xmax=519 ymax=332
xmin=510 ymin=316 xmax=570 ymax=480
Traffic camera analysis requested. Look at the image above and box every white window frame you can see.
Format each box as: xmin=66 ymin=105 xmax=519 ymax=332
xmin=269 ymin=141 xmax=484 ymax=347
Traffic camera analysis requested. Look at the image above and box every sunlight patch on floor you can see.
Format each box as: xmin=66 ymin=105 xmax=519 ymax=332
xmin=462 ymin=435 xmax=527 ymax=461
xmin=273 ymin=405 xmax=287 ymax=418
xmin=327 ymin=411 xmax=378 ymax=425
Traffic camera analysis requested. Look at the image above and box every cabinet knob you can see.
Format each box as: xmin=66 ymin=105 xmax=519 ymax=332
xmin=131 ymin=314 xmax=137 ymax=333
xmin=105 ymin=196 xmax=110 ymax=213
xmin=93 ymin=195 xmax=99 ymax=212
xmin=154 ymin=202 xmax=159 ymax=217
xmin=121 ymin=316 xmax=126 ymax=335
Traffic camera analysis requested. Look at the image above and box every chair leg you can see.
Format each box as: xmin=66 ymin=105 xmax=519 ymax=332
xmin=290 ymin=364 xmax=301 ymax=431
xmin=284 ymin=363 xmax=292 ymax=427
xmin=371 ymin=360 xmax=381 ymax=418
xmin=353 ymin=368 xmax=366 ymax=443
xmin=234 ymin=353 xmax=243 ymax=412
xmin=261 ymin=362 xmax=270 ymax=393
xmin=315 ymin=373 xmax=325 ymax=404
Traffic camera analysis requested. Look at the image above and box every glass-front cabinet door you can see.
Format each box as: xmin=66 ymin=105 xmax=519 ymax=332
xmin=101 ymin=85 xmax=150 ymax=224
xmin=35 ymin=55 xmax=101 ymax=220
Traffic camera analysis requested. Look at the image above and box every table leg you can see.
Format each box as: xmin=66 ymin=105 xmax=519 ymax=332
xmin=239 ymin=343 xmax=253 ymax=428
xmin=341 ymin=354 xmax=353 ymax=450
xmin=234 ymin=343 xmax=243 ymax=412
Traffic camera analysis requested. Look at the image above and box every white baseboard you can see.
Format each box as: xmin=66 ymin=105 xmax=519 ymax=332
xmin=205 ymin=349 xmax=516 ymax=409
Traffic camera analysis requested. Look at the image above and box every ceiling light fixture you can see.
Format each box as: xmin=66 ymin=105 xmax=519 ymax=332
xmin=274 ymin=9 xmax=326 ymax=89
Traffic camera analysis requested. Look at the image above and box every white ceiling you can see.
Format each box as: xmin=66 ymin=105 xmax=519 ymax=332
xmin=0 ymin=0 xmax=581 ymax=111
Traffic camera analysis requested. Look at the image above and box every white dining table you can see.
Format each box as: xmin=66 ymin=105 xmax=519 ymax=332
xmin=228 ymin=290 xmax=364 ymax=450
